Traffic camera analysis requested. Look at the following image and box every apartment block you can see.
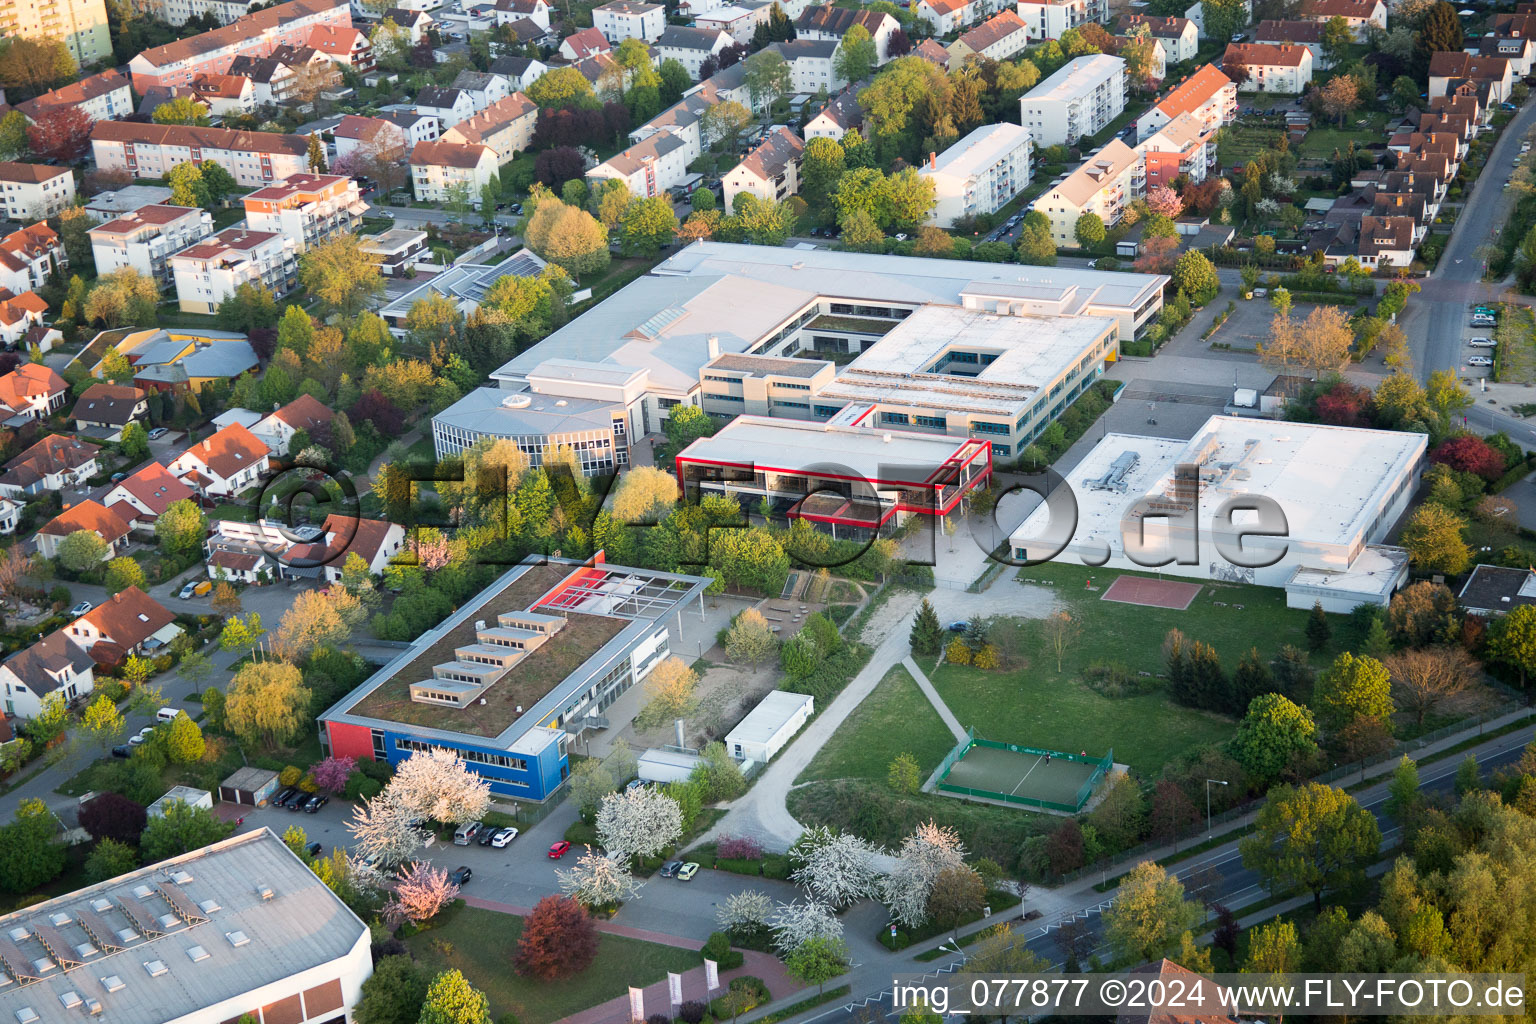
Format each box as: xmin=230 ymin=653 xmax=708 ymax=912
xmin=1015 ymin=0 xmax=1108 ymax=43
xmin=1032 ymin=138 xmax=1144 ymax=246
xmin=90 ymin=122 xmax=310 ymax=188
xmin=141 ymin=0 xmax=246 ymax=24
xmin=16 ymin=69 xmax=133 ymax=124
xmin=242 ymin=173 xmax=366 ymax=253
xmin=723 ymin=127 xmax=805 ymax=209
xmin=409 ymin=141 xmax=499 ymax=202
xmin=1018 ymin=54 xmax=1126 ymax=146
xmin=921 ymin=122 xmax=1032 ymax=227
xmin=654 ymin=26 xmax=732 ymax=79
xmin=0 ymin=164 xmax=76 ymax=222
xmin=88 ymin=204 xmax=215 ymax=286
xmin=127 ymin=0 xmax=351 ymax=91
xmin=1115 ymin=13 xmax=1198 ymax=61
xmin=1223 ymin=42 xmax=1313 ymax=93
xmin=1134 ymin=63 xmax=1236 ymax=141
xmin=1136 ymin=111 xmax=1216 ymax=187
xmin=439 ymin=93 xmax=540 ymax=167
xmin=0 ymin=0 xmax=111 ymax=64
xmin=796 ymin=3 xmax=899 ymax=62
xmin=948 ymin=9 xmax=1031 ymax=63
xmin=588 ymin=133 xmax=690 ymax=197
xmin=1298 ymin=0 xmax=1384 ymax=38
xmin=169 ymin=228 xmax=297 ymax=313
xmin=593 ymin=0 xmax=665 ymax=41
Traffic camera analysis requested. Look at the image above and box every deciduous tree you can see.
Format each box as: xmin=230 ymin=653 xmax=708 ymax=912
xmin=383 ymin=861 xmax=460 ymax=925
xmin=57 ymin=530 xmax=108 ymax=571
xmin=515 ymin=895 xmax=599 ymax=979
xmin=595 ymin=786 xmax=682 ymax=859
xmin=1231 ymin=692 xmax=1318 ymax=783
xmin=25 ymin=105 xmax=91 ymax=162
xmin=792 ymin=825 xmax=882 ymax=909
xmin=1103 ymin=861 xmax=1201 ymax=964
xmin=299 ymin=236 xmax=386 ymax=318
xmin=1242 ymin=783 xmax=1380 ymax=910
xmin=636 ymin=656 xmax=699 ymax=729
xmin=557 ymin=846 xmax=642 ymax=906
xmin=224 ymin=659 xmax=310 ymax=748
xmin=1385 ymin=647 xmax=1477 ymax=727
xmin=79 ymin=792 xmax=146 ymax=845
xmin=1400 ymin=502 xmax=1470 ymax=575
xmin=152 ymin=97 xmax=211 ymax=125
xmin=385 ymin=747 xmax=491 ymax=824
xmin=417 ymin=970 xmax=490 ymax=1024
xmin=1314 ymin=651 xmax=1394 ymax=733
xmin=139 ymin=800 xmax=233 ymax=862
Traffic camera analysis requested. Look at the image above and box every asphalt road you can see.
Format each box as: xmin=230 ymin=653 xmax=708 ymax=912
xmin=802 ymin=726 xmax=1535 ymax=1024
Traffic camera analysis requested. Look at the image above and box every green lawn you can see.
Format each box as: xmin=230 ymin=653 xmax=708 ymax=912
xmin=797 ymin=666 xmax=956 ymax=784
xmin=1296 ymin=112 xmax=1392 ymax=161
xmin=405 ymin=905 xmax=700 ymax=1024
xmin=925 ymin=562 xmax=1325 ymax=775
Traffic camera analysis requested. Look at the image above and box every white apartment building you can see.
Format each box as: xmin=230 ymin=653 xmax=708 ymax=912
xmin=242 ymin=173 xmax=366 ymax=253
xmin=169 ymin=229 xmax=297 ymax=314
xmin=0 ymin=0 xmax=111 ymax=64
xmin=914 ymin=0 xmax=982 ymax=36
xmin=1134 ymin=63 xmax=1236 ymax=141
xmin=771 ymin=39 xmax=842 ymax=93
xmin=439 ymin=93 xmax=540 ymax=167
xmin=949 ymin=9 xmax=1031 ymax=63
xmin=88 ymin=204 xmax=214 ymax=287
xmin=16 ymin=70 xmax=134 ymax=124
xmin=593 ymin=0 xmax=664 ymax=41
xmin=410 ymin=140 xmax=500 ymax=202
xmin=921 ymin=122 xmax=1032 ymax=227
xmin=89 ymin=123 xmax=310 ymax=188
xmin=655 ymin=25 xmax=732 ymax=78
xmin=796 ymin=5 xmax=899 ymax=63
xmin=1223 ymin=42 xmax=1313 ymax=93
xmin=0 ymin=164 xmax=76 ymax=223
xmin=494 ymin=0 xmax=551 ymax=29
xmin=1116 ymin=13 xmax=1198 ymax=61
xmin=141 ymin=0 xmax=245 ymax=24
xmin=1032 ymin=138 xmax=1144 ymax=245
xmin=1019 ymin=54 xmax=1126 ymax=146
xmin=723 ymin=127 xmax=805 ymax=209
xmin=1015 ymin=0 xmax=1108 ymax=43
xmin=588 ymin=132 xmax=690 ymax=196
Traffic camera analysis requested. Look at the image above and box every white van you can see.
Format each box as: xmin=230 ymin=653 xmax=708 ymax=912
xmin=155 ymin=707 xmax=181 ymax=724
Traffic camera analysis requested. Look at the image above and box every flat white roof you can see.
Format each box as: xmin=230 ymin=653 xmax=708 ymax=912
xmin=725 ymin=690 xmax=813 ymax=746
xmin=1287 ymin=546 xmax=1409 ymax=599
xmin=817 ymin=304 xmax=1116 ymax=417
xmin=1012 ymin=416 xmax=1426 ymax=557
xmin=921 ymin=122 xmax=1031 ymax=179
xmin=678 ymin=415 xmax=985 ymax=487
xmin=1021 ymin=54 xmax=1126 ymax=104
xmin=654 ymin=242 xmax=1167 ymax=318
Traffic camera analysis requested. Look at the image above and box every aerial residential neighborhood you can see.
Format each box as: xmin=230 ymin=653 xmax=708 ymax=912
xmin=1 ymin=0 xmax=1536 ymax=1020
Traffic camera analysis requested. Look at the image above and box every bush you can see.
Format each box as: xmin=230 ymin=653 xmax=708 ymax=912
xmin=648 ymin=1014 xmax=671 ymax=1024
xmin=717 ymin=835 xmax=761 ymax=860
xmin=1081 ymin=660 xmax=1157 ymax=698
xmin=702 ymin=932 xmax=745 ymax=970
xmin=679 ymin=1001 xmax=707 ymax=1024
xmin=761 ymin=853 xmax=791 ymax=879
xmin=715 ymin=857 xmax=762 ymax=875
xmin=709 ymin=977 xmax=770 ymax=1019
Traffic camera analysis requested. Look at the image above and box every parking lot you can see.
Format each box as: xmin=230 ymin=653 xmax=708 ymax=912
xmin=1461 ymin=305 xmax=1500 ymax=378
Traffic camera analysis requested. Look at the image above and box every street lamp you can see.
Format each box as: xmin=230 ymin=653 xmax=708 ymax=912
xmin=938 ymin=941 xmax=967 ymax=964
xmin=1205 ymin=778 xmax=1228 ymax=838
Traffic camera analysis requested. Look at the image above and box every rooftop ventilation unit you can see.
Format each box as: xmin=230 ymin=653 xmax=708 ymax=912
xmin=57 ymin=992 xmax=81 ymax=1010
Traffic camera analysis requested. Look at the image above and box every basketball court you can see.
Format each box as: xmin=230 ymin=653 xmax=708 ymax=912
xmin=1099 ymin=575 xmax=1202 ymax=610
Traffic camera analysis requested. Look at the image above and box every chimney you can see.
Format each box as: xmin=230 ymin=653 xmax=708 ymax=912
xmin=675 ymin=719 xmax=686 ymax=748
xmin=929 ymin=150 xmax=937 ymax=169
xmin=706 ymin=335 xmax=720 ymax=358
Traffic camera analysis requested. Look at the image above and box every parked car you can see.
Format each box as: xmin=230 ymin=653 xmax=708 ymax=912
xmin=178 ymin=581 xmax=200 ymax=600
xmin=147 ymin=427 xmax=168 ymax=440
xmin=305 ymin=841 xmax=323 ymax=858
xmin=676 ymin=862 xmax=700 ymax=881
xmin=659 ymin=860 xmax=683 ymax=878
xmin=111 ymin=745 xmax=131 ymax=759
xmin=303 ymin=794 xmax=329 ymax=813
xmin=69 ymin=601 xmax=92 ymax=616
xmin=478 ymin=824 xmax=499 ymax=846
xmin=109 ymin=472 xmax=126 ymax=483
xmin=454 ymin=820 xmax=483 ymax=845
xmin=128 ymin=733 xmax=146 ymax=746
xmin=1469 ymin=355 xmax=1495 ymax=366
xmin=449 ymin=866 xmax=473 ymax=885
xmin=1469 ymin=337 xmax=1498 ymax=347
xmin=548 ymin=841 xmax=571 ymax=859
xmin=490 ymin=827 xmax=518 ymax=848
xmin=947 ymin=620 xmax=969 ymax=632
xmin=285 ymin=789 xmax=311 ymax=810
xmin=272 ymin=787 xmax=297 ymax=807
xmin=1473 ymin=306 xmax=1497 ymax=315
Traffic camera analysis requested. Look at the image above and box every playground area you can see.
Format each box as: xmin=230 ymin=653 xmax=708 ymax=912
xmin=933 ymin=730 xmax=1113 ymax=814
xmin=1098 ymin=574 xmax=1203 ymax=610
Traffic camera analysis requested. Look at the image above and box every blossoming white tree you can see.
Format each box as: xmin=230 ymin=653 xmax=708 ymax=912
xmin=882 ymin=820 xmax=967 ymax=928
xmin=557 ymin=847 xmax=643 ymax=908
xmin=717 ymin=889 xmax=774 ymax=935
xmin=347 ymin=794 xmax=426 ymax=867
xmin=384 ymin=861 xmax=461 ymax=925
xmin=383 ymin=747 xmax=491 ymax=824
xmin=595 ymin=786 xmax=682 ymax=860
xmin=769 ymin=899 xmax=843 ymax=956
xmin=790 ymin=826 xmax=882 ymax=908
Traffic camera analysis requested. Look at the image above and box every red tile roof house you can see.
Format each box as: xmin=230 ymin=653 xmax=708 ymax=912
xmin=251 ymin=394 xmax=334 ymax=456
xmin=0 ymin=630 xmax=95 ymax=718
xmin=126 ymin=0 xmax=353 ymax=91
xmin=66 ymin=585 xmax=182 ymax=661
xmin=168 ymin=422 xmax=272 ymax=498
xmin=16 ymin=69 xmax=135 ymax=124
xmin=207 ymin=547 xmax=271 ymax=584
xmin=559 ymin=26 xmax=612 ymax=61
xmin=35 ymin=500 xmax=131 ymax=563
xmin=101 ymin=462 xmax=197 ymax=532
xmin=282 ymin=513 xmax=405 ymax=582
xmin=0 ymin=364 xmax=67 ymax=426
xmin=0 ymin=435 xmax=102 ymax=499
xmin=308 ymin=24 xmax=375 ymax=71
xmin=0 ymin=224 xmax=67 ymax=298
xmin=0 ymin=291 xmax=50 ymax=351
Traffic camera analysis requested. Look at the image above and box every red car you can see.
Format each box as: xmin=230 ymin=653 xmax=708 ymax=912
xmin=548 ymin=841 xmax=571 ymax=859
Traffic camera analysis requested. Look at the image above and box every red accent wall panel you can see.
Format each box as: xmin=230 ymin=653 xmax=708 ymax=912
xmin=327 ymin=721 xmax=375 ymax=761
